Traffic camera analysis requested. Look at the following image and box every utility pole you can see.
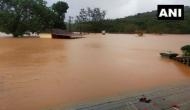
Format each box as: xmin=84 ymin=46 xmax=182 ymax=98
xmin=68 ymin=16 xmax=73 ymax=32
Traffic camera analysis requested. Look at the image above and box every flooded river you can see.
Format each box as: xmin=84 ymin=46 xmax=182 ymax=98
xmin=0 ymin=34 xmax=190 ymax=110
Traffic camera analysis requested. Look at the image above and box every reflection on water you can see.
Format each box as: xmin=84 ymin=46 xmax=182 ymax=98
xmin=0 ymin=34 xmax=190 ymax=110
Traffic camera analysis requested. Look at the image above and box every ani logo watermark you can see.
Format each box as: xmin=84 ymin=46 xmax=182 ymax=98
xmin=157 ymin=5 xmax=184 ymax=20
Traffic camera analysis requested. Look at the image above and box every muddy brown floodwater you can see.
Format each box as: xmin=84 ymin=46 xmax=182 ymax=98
xmin=0 ymin=34 xmax=190 ymax=110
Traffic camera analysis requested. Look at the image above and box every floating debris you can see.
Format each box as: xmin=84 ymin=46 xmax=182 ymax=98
xmin=139 ymin=95 xmax=152 ymax=103
xmin=172 ymin=104 xmax=180 ymax=110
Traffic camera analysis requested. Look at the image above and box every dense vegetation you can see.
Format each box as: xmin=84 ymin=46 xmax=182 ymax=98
xmin=73 ymin=7 xmax=106 ymax=33
xmin=73 ymin=6 xmax=190 ymax=34
xmin=0 ymin=0 xmax=68 ymax=37
xmin=181 ymin=45 xmax=190 ymax=56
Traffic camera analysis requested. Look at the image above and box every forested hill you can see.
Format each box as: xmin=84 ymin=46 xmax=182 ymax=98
xmin=75 ymin=6 xmax=190 ymax=34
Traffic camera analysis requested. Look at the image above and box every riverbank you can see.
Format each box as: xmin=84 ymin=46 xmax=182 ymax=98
xmin=70 ymin=81 xmax=190 ymax=110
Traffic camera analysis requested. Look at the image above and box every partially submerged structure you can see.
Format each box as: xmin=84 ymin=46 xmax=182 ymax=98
xmin=51 ymin=29 xmax=83 ymax=39
xmin=160 ymin=51 xmax=178 ymax=58
xmin=160 ymin=51 xmax=190 ymax=66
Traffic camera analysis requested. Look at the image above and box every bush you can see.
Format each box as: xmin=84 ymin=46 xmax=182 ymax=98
xmin=181 ymin=45 xmax=190 ymax=56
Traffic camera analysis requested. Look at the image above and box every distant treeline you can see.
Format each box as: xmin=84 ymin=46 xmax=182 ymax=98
xmin=72 ymin=6 xmax=190 ymax=34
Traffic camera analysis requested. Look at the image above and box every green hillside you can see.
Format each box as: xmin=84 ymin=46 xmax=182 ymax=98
xmin=74 ymin=6 xmax=190 ymax=34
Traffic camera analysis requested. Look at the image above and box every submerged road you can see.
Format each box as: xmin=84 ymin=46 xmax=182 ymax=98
xmin=71 ymin=84 xmax=190 ymax=110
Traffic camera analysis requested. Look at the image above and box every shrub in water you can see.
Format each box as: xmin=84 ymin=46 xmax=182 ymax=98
xmin=181 ymin=45 xmax=190 ymax=56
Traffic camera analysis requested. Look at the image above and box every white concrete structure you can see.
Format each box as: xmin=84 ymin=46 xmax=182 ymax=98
xmin=0 ymin=32 xmax=12 ymax=37
xmin=39 ymin=33 xmax=52 ymax=38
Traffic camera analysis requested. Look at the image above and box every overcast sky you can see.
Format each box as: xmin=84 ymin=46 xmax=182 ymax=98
xmin=48 ymin=0 xmax=190 ymax=20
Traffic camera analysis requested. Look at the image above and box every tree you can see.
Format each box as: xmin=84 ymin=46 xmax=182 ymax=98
xmin=75 ymin=7 xmax=106 ymax=33
xmin=0 ymin=0 xmax=69 ymax=37
xmin=76 ymin=7 xmax=106 ymax=23
xmin=52 ymin=1 xmax=69 ymax=29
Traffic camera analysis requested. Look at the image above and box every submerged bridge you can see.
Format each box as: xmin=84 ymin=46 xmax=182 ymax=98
xmin=70 ymin=85 xmax=190 ymax=110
